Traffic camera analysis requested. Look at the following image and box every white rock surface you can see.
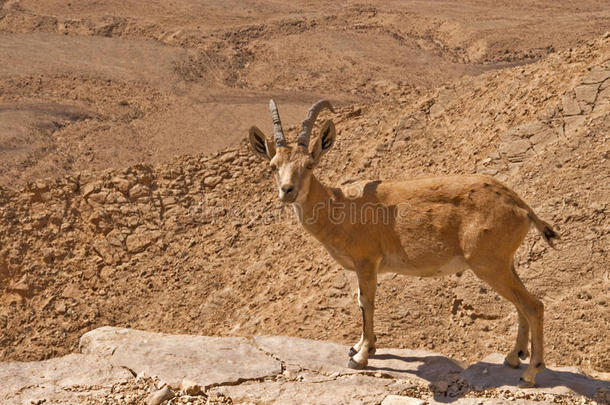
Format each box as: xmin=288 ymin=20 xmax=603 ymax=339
xmin=254 ymin=335 xmax=464 ymax=382
xmin=0 ymin=353 xmax=132 ymax=404
xmin=212 ymin=373 xmax=414 ymax=405
xmin=0 ymin=327 xmax=607 ymax=404
xmin=381 ymin=395 xmax=425 ymax=405
xmin=461 ymin=352 xmax=609 ymax=398
xmin=80 ymin=326 xmax=282 ymax=389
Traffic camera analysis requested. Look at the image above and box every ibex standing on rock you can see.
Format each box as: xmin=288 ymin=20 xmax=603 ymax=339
xmin=248 ymin=99 xmax=558 ymax=386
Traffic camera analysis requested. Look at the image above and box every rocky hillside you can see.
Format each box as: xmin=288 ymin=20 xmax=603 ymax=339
xmin=0 ymin=34 xmax=609 ymax=387
xmin=2 ymin=0 xmax=610 ymax=186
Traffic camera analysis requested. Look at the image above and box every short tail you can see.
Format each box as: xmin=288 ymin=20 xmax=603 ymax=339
xmin=528 ymin=212 xmax=559 ymax=248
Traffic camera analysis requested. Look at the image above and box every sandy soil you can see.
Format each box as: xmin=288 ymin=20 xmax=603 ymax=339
xmin=0 ymin=0 xmax=609 ymax=400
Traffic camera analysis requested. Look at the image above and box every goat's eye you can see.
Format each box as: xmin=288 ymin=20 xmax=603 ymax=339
xmin=270 ymin=164 xmax=277 ymax=172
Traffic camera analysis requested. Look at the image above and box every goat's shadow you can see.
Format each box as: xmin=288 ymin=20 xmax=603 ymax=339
xmin=365 ymin=352 xmax=609 ymax=403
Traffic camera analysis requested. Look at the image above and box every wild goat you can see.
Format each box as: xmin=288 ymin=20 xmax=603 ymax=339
xmin=248 ymin=99 xmax=558 ymax=386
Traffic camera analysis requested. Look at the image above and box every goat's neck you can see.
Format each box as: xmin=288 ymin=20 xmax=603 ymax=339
xmin=295 ymin=174 xmax=346 ymax=239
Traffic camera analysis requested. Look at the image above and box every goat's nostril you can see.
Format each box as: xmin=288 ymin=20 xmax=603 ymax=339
xmin=282 ymin=185 xmax=294 ymax=194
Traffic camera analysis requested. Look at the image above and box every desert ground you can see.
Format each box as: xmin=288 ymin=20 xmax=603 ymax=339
xmin=0 ymin=0 xmax=609 ymax=403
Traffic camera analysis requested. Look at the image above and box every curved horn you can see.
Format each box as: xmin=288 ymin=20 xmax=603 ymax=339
xmin=269 ymin=99 xmax=287 ymax=147
xmin=296 ymin=100 xmax=335 ymax=148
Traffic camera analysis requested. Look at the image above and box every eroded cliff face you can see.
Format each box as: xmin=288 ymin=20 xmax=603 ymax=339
xmin=1 ymin=0 xmax=610 ymax=187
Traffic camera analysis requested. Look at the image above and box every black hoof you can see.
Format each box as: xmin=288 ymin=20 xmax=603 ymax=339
xmin=349 ymin=347 xmax=376 ymax=357
xmin=518 ymin=377 xmax=535 ymax=388
xmin=347 ymin=358 xmax=366 ymax=370
xmin=503 ymin=359 xmax=520 ymax=369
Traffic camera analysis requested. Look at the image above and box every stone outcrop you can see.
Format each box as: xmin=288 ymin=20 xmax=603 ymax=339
xmin=476 ymin=57 xmax=610 ymax=182
xmin=2 ymin=327 xmax=608 ymax=404
xmin=0 ymin=353 xmax=133 ymax=404
xmin=80 ymin=326 xmax=282 ymax=389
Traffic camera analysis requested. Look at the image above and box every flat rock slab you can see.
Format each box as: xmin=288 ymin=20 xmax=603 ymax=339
xmin=366 ymin=348 xmax=464 ymax=382
xmin=384 ymin=396 xmax=533 ymax=405
xmin=255 ymin=335 xmax=608 ymax=401
xmin=3 ymin=328 xmax=607 ymax=404
xmin=382 ymin=395 xmax=426 ymax=405
xmin=254 ymin=335 xmax=354 ymax=375
xmin=80 ymin=326 xmax=281 ymax=389
xmin=211 ymin=373 xmax=414 ymax=405
xmin=461 ymin=353 xmax=610 ymax=398
xmin=432 ymin=400 xmax=544 ymax=405
xmin=0 ymin=353 xmax=133 ymax=404
xmin=254 ymin=335 xmax=463 ymax=382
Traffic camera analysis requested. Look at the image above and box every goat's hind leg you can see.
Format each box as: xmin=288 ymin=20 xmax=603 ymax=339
xmin=505 ymin=309 xmax=530 ymax=367
xmin=469 ymin=259 xmax=544 ymax=387
xmin=505 ymin=264 xmax=530 ymax=367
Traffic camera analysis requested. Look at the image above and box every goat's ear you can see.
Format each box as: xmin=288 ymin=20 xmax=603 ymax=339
xmin=248 ymin=126 xmax=276 ymax=160
xmin=311 ymin=120 xmax=336 ymax=164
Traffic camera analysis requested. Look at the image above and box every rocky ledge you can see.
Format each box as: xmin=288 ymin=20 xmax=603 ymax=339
xmin=1 ymin=327 xmax=608 ymax=404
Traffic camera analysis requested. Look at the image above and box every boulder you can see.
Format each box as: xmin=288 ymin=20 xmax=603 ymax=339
xmin=146 ymin=386 xmax=175 ymax=405
xmin=129 ymin=184 xmax=150 ymax=199
xmin=203 ymin=175 xmax=222 ymax=188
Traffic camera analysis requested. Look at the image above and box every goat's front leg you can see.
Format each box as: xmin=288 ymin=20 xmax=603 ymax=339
xmin=347 ymin=260 xmax=378 ymax=369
